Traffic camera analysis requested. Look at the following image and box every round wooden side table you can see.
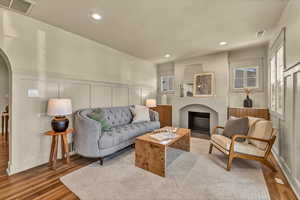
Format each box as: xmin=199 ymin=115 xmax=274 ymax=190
xmin=45 ymin=128 xmax=74 ymax=170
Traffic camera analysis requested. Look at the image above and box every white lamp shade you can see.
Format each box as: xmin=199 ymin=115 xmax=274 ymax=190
xmin=146 ymin=99 xmax=157 ymax=108
xmin=47 ymin=98 xmax=72 ymax=116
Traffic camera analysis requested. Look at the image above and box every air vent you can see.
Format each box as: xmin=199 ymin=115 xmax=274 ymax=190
xmin=0 ymin=0 xmax=35 ymax=15
xmin=256 ymin=30 xmax=265 ymax=39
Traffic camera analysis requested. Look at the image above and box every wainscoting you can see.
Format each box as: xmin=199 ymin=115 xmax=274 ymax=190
xmin=9 ymin=72 xmax=156 ymax=174
xmin=271 ymin=62 xmax=300 ymax=198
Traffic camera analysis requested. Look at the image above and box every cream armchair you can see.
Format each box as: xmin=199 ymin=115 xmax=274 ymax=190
xmin=209 ymin=119 xmax=277 ymax=172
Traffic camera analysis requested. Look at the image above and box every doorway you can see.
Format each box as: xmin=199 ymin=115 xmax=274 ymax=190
xmin=0 ymin=50 xmax=11 ymax=176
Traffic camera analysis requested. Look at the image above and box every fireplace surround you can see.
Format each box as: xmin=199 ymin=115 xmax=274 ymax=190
xmin=188 ymin=112 xmax=210 ymax=135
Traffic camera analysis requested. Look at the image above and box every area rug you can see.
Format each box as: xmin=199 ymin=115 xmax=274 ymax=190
xmin=61 ymin=138 xmax=270 ymax=200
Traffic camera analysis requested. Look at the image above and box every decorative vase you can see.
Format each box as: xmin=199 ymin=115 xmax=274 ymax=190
xmin=51 ymin=116 xmax=69 ymax=132
xmin=179 ymin=84 xmax=184 ymax=97
xmin=243 ymin=95 xmax=253 ymax=108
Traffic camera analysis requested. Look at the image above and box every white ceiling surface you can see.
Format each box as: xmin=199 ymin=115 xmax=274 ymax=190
xmin=29 ymin=0 xmax=288 ymax=62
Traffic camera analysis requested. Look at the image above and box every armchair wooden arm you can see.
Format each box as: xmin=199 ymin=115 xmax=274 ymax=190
xmin=211 ymin=126 xmax=224 ymax=135
xmin=230 ymin=134 xmax=276 ymax=159
xmin=231 ymin=135 xmax=272 ymax=144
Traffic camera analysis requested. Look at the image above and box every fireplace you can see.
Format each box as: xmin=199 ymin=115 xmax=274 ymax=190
xmin=188 ymin=112 xmax=210 ymax=135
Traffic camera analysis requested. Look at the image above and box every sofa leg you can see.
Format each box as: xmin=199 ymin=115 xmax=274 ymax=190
xmin=209 ymin=144 xmax=213 ymax=154
xmin=99 ymin=157 xmax=103 ymax=166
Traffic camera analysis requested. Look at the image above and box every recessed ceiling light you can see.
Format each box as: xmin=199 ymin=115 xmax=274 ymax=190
xmin=91 ymin=13 xmax=102 ymax=20
xmin=164 ymin=54 xmax=171 ymax=58
xmin=219 ymin=41 xmax=227 ymax=46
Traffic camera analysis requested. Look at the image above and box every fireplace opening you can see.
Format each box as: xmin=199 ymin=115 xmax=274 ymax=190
xmin=188 ymin=112 xmax=210 ymax=136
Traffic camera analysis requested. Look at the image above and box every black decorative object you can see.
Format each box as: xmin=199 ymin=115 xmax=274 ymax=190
xmin=244 ymin=95 xmax=253 ymax=108
xmin=51 ymin=116 xmax=69 ymax=132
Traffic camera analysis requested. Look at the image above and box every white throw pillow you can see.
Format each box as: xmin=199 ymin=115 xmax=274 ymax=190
xmin=131 ymin=106 xmax=150 ymax=123
xmin=134 ymin=105 xmax=147 ymax=109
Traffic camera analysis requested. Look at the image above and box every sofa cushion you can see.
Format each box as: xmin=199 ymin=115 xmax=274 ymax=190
xmin=130 ymin=106 xmax=150 ymax=123
xmin=87 ymin=109 xmax=112 ymax=131
xmin=248 ymin=120 xmax=273 ymax=150
xmin=101 ymin=106 xmax=133 ymax=127
xmin=210 ymin=134 xmax=266 ymax=157
xmin=223 ymin=117 xmax=249 ymax=142
xmin=99 ymin=121 xmax=160 ymax=149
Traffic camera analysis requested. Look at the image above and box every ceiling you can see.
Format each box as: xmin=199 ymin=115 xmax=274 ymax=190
xmin=29 ymin=0 xmax=288 ymax=62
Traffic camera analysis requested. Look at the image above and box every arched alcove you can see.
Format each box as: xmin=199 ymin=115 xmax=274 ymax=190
xmin=0 ymin=48 xmax=13 ymax=175
xmin=179 ymin=104 xmax=219 ymax=136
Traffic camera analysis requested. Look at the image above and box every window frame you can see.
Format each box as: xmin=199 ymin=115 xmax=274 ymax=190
xmin=232 ymin=65 xmax=260 ymax=90
xmin=160 ymin=75 xmax=175 ymax=93
xmin=269 ymin=27 xmax=286 ymax=117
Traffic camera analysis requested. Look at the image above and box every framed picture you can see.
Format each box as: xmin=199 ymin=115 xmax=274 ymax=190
xmin=193 ymin=72 xmax=214 ymax=97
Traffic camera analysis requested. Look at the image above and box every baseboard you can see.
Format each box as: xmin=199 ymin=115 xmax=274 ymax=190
xmin=272 ymin=150 xmax=300 ymax=199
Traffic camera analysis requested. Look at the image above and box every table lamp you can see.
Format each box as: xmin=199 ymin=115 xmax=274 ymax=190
xmin=146 ymin=99 xmax=157 ymax=108
xmin=47 ymin=98 xmax=72 ymax=132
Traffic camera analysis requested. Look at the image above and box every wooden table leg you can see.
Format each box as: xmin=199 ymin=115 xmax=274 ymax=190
xmin=50 ymin=135 xmax=58 ymax=169
xmin=61 ymin=134 xmax=70 ymax=164
xmin=49 ymin=136 xmax=55 ymax=165
xmin=135 ymin=140 xmax=166 ymax=177
xmin=1 ymin=115 xmax=4 ymax=136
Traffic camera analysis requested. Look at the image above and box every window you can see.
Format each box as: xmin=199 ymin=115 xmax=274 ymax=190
xmin=233 ymin=66 xmax=259 ymax=89
xmin=270 ymin=57 xmax=276 ymax=111
xmin=160 ymin=76 xmax=175 ymax=92
xmin=270 ymin=45 xmax=284 ymax=115
xmin=276 ymin=46 xmax=284 ymax=114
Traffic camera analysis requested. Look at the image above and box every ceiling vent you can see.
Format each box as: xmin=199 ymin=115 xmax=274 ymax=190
xmin=0 ymin=0 xmax=35 ymax=15
xmin=256 ymin=30 xmax=265 ymax=39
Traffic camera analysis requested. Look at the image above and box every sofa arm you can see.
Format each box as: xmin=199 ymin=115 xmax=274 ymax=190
xmin=74 ymin=111 xmax=102 ymax=158
xmin=149 ymin=109 xmax=159 ymax=121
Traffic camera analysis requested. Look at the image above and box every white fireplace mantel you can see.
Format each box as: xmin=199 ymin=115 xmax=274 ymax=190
xmin=169 ymin=96 xmax=228 ymax=128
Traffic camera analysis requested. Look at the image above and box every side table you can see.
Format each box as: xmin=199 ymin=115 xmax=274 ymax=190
xmin=45 ymin=128 xmax=74 ymax=169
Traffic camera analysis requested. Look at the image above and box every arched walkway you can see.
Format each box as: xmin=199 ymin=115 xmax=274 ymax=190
xmin=0 ymin=49 xmax=12 ymax=176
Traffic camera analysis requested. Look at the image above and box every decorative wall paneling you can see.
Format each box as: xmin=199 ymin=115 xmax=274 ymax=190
xmin=10 ymin=73 xmax=155 ymax=174
xmin=272 ymin=63 xmax=300 ymax=198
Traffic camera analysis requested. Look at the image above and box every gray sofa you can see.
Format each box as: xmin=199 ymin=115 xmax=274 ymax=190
xmin=74 ymin=106 xmax=160 ymax=159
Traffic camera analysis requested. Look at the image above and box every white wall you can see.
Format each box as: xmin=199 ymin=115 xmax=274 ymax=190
xmin=157 ymin=46 xmax=269 ymax=109
xmin=0 ymin=8 xmax=156 ymax=174
xmin=228 ymin=44 xmax=268 ymax=108
xmin=174 ymin=52 xmax=229 ymax=99
xmin=0 ymin=56 xmax=8 ymax=128
xmin=276 ymin=0 xmax=300 ymax=68
xmin=169 ymin=52 xmax=229 ymax=128
xmin=269 ymin=0 xmax=300 ymax=198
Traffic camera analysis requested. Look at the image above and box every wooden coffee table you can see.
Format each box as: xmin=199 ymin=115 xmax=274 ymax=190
xmin=135 ymin=127 xmax=191 ymax=177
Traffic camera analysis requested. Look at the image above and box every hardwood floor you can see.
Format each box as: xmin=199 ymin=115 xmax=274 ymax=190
xmin=0 ymin=135 xmax=298 ymax=200
xmin=0 ymin=134 xmax=8 ymax=179
xmin=262 ymin=154 xmax=298 ymax=200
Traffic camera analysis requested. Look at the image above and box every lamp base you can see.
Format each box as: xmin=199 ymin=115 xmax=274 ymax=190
xmin=51 ymin=116 xmax=69 ymax=132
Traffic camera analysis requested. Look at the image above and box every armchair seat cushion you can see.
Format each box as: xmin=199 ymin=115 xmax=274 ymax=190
xmin=210 ymin=135 xmax=266 ymax=157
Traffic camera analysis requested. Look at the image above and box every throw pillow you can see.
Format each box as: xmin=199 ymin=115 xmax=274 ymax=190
xmin=130 ymin=106 xmax=150 ymax=123
xmin=134 ymin=105 xmax=147 ymax=109
xmin=223 ymin=117 xmax=249 ymax=142
xmin=248 ymin=120 xmax=273 ymax=150
xmin=87 ymin=109 xmax=112 ymax=131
